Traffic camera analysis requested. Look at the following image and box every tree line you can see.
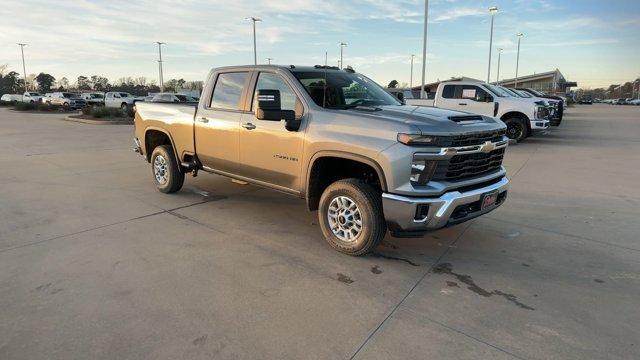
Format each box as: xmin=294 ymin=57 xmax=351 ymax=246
xmin=0 ymin=64 xmax=203 ymax=96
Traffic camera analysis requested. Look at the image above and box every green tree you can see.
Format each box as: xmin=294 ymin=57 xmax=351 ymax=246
xmin=35 ymin=73 xmax=56 ymax=92
xmin=76 ymin=76 xmax=91 ymax=90
xmin=387 ymin=80 xmax=399 ymax=88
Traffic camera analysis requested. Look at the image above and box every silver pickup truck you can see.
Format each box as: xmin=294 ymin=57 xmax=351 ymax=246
xmin=134 ymin=65 xmax=509 ymax=255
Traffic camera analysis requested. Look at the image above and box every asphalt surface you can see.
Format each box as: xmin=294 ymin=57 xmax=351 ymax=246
xmin=0 ymin=104 xmax=638 ymax=359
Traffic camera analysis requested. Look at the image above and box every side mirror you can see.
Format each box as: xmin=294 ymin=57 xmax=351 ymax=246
xmin=255 ymin=89 xmax=300 ymax=131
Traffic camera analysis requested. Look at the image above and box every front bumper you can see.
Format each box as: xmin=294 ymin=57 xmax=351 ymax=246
xmin=530 ymin=119 xmax=550 ymax=133
xmin=382 ymin=176 xmax=509 ymax=235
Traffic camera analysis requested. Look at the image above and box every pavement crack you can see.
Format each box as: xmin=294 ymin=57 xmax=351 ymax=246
xmin=349 ymin=222 xmax=473 ymax=360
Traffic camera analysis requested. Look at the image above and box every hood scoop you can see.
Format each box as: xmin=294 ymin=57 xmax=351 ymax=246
xmin=448 ymin=115 xmax=484 ymax=123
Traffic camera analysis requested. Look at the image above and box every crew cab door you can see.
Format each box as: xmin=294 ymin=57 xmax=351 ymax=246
xmin=237 ymin=71 xmax=305 ymax=192
xmin=436 ymin=84 xmax=494 ymax=116
xmin=194 ymin=71 xmax=250 ymax=175
xmin=461 ymin=85 xmax=494 ymax=116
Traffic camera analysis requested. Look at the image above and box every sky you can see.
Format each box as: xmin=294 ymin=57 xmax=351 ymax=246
xmin=0 ymin=0 xmax=638 ymax=89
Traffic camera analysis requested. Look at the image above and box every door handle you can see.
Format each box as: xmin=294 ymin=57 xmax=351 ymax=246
xmin=242 ymin=122 xmax=256 ymax=130
xmin=197 ymin=117 xmax=209 ymax=123
xmin=458 ymin=103 xmax=467 ymax=106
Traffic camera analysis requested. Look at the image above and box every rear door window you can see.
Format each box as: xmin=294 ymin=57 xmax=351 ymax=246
xmin=210 ymin=72 xmax=249 ymax=110
xmin=442 ymin=85 xmax=457 ymax=98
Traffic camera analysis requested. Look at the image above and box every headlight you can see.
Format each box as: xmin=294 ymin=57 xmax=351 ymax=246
xmin=535 ymin=105 xmax=548 ymax=119
xmin=410 ymin=158 xmax=437 ymax=186
xmin=397 ymin=133 xmax=437 ymax=145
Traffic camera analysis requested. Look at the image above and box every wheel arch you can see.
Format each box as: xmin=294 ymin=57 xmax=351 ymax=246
xmin=500 ymin=111 xmax=531 ymax=132
xmin=305 ymin=151 xmax=387 ymax=211
xmin=143 ymin=127 xmax=180 ymax=164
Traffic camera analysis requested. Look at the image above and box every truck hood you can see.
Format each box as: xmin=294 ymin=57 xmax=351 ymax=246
xmin=343 ymin=105 xmax=505 ymax=136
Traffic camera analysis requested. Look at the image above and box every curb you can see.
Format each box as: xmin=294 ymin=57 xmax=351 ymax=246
xmin=63 ymin=116 xmax=133 ymax=125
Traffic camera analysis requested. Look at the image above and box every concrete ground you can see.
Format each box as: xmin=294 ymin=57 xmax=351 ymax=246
xmin=0 ymin=104 xmax=638 ymax=359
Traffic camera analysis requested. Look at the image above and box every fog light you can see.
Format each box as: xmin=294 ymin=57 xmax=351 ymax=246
xmin=415 ymin=204 xmax=430 ymax=221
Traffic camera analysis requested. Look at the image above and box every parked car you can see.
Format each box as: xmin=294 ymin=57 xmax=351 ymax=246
xmin=22 ymin=92 xmax=44 ymax=103
xmin=150 ymin=93 xmax=199 ymax=103
xmin=516 ymin=88 xmax=565 ymax=124
xmin=614 ymin=98 xmax=626 ymax=105
xmin=406 ymin=81 xmax=550 ymax=142
xmin=81 ymin=92 xmax=105 ymax=106
xmin=133 ymin=65 xmax=510 ymax=255
xmin=499 ymin=86 xmax=560 ymax=125
xmin=1 ymin=94 xmax=23 ymax=103
xmin=629 ymin=99 xmax=640 ymax=105
xmin=578 ymin=96 xmax=593 ymax=104
xmin=39 ymin=93 xmax=53 ymax=104
xmin=49 ymin=92 xmax=87 ymax=109
xmin=105 ymin=92 xmax=137 ymax=110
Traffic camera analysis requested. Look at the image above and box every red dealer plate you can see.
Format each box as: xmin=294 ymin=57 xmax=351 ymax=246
xmin=481 ymin=191 xmax=499 ymax=210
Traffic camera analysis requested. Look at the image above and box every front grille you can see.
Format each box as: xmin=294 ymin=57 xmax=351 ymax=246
xmin=433 ymin=148 xmax=505 ymax=181
xmin=446 ymin=129 xmax=506 ymax=147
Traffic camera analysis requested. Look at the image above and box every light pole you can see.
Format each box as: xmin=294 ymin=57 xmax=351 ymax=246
xmin=420 ymin=0 xmax=429 ymax=99
xmin=17 ymin=43 xmax=28 ymax=92
xmin=487 ymin=6 xmax=498 ymax=83
xmin=246 ymin=17 xmax=262 ymax=65
xmin=155 ymin=42 xmax=165 ymax=92
xmin=515 ymin=32 xmax=524 ymax=87
xmin=496 ymin=48 xmax=503 ymax=85
xmin=266 ymin=57 xmax=273 ymax=64
xmin=324 ymin=51 xmax=328 ymax=66
xmin=410 ymin=54 xmax=416 ymax=90
xmin=339 ymin=42 xmax=347 ymax=69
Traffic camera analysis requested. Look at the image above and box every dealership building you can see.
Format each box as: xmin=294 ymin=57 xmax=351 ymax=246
xmin=498 ymin=69 xmax=576 ymax=95
xmin=404 ymin=69 xmax=576 ymax=97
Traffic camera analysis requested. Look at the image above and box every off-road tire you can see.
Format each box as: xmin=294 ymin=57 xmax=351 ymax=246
xmin=318 ymin=178 xmax=386 ymax=256
xmin=150 ymin=145 xmax=184 ymax=193
xmin=503 ymin=116 xmax=529 ymax=143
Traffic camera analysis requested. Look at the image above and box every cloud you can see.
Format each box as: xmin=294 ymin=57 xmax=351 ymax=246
xmin=432 ymin=7 xmax=485 ymax=22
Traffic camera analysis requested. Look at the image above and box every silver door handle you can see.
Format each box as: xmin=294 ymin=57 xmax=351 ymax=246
xmin=242 ymin=122 xmax=256 ymax=130
xmin=198 ymin=117 xmax=209 ymax=123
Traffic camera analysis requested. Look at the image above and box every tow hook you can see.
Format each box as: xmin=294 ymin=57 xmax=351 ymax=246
xmin=191 ymin=168 xmax=198 ymax=177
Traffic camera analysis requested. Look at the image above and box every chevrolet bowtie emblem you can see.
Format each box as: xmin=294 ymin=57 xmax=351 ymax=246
xmin=479 ymin=141 xmax=495 ymax=153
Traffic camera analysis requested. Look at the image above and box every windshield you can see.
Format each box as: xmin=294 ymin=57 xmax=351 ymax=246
xmin=175 ymin=95 xmax=188 ymax=102
xmin=62 ymin=93 xmax=77 ymax=98
xmin=528 ymin=89 xmax=544 ymax=96
xmin=292 ymin=70 xmax=401 ymax=109
xmin=119 ymin=93 xmax=130 ymax=97
xmin=483 ymin=84 xmax=511 ymax=97
xmin=516 ymin=90 xmax=533 ymax=98
xmin=29 ymin=92 xmax=39 ymax=96
xmin=91 ymin=94 xmax=103 ymax=99
xmin=499 ymin=87 xmax=522 ymax=97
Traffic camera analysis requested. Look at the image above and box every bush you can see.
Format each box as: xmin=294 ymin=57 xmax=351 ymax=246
xmin=14 ymin=102 xmax=38 ymax=111
xmin=83 ymin=106 xmax=125 ymax=119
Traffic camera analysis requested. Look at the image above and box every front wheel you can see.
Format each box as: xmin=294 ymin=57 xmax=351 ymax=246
xmin=150 ymin=145 xmax=184 ymax=193
xmin=318 ymin=179 xmax=386 ymax=256
xmin=503 ymin=116 xmax=528 ymax=142
xmin=121 ymin=103 xmax=128 ymax=111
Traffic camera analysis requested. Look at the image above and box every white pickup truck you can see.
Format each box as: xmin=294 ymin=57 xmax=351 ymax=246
xmin=406 ymin=81 xmax=550 ymax=142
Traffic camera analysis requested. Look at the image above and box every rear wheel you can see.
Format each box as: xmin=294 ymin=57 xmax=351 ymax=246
xmin=318 ymin=179 xmax=386 ymax=256
xmin=121 ymin=103 xmax=128 ymax=111
xmin=503 ymin=116 xmax=528 ymax=142
xmin=150 ymin=145 xmax=184 ymax=193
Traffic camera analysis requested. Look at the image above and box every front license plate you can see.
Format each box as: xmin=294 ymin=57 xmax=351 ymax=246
xmin=481 ymin=191 xmax=499 ymax=210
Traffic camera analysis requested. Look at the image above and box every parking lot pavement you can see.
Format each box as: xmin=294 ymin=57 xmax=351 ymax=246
xmin=0 ymin=104 xmax=638 ymax=359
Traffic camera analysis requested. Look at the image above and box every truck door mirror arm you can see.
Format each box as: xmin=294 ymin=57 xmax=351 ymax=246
xmin=255 ymin=89 xmax=301 ymax=131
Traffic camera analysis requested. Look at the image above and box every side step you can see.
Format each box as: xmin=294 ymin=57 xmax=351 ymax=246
xmin=180 ymin=161 xmax=199 ymax=177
